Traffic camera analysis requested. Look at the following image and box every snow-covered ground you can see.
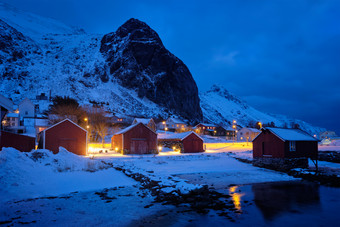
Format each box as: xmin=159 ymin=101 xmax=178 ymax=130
xmin=319 ymin=145 xmax=340 ymax=152
xmin=2 ymin=143 xmax=340 ymax=225
xmin=0 ymin=148 xmax=136 ymax=203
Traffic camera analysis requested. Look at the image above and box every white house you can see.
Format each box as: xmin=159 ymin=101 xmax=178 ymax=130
xmin=319 ymin=131 xmax=338 ymax=140
xmin=237 ymin=127 xmax=261 ymax=142
xmin=163 ymin=117 xmax=187 ymax=131
xmin=18 ymin=98 xmax=35 ymax=121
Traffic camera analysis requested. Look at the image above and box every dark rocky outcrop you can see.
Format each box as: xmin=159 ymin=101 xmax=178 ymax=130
xmin=100 ymin=18 xmax=202 ymax=123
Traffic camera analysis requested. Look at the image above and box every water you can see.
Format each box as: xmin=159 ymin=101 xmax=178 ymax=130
xmin=189 ymin=181 xmax=340 ymax=226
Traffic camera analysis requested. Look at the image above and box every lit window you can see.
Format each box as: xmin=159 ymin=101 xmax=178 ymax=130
xmin=203 ymin=127 xmax=205 ymax=129
xmin=289 ymin=141 xmax=296 ymax=151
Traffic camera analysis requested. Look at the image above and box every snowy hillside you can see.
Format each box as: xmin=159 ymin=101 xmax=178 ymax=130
xmin=200 ymin=85 xmax=325 ymax=135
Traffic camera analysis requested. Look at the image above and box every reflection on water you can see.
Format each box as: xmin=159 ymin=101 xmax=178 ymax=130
xmin=228 ymin=186 xmax=245 ymax=212
xmin=252 ymin=181 xmax=320 ymax=220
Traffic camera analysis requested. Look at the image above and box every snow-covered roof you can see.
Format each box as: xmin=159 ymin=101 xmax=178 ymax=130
xmin=264 ymin=127 xmax=318 ymax=142
xmin=222 ymin=126 xmax=234 ymax=131
xmin=167 ymin=117 xmax=186 ymax=124
xmin=133 ymin=118 xmax=153 ymax=125
xmin=240 ymin=127 xmax=260 ymax=133
xmin=6 ymin=112 xmax=19 ymax=118
xmin=114 ymin=122 xmax=156 ymax=135
xmin=44 ymin=119 xmax=86 ymax=132
xmin=158 ymin=131 xmax=203 ymax=141
xmin=196 ymin=123 xmax=216 ymax=127
xmin=0 ymin=94 xmax=14 ymax=112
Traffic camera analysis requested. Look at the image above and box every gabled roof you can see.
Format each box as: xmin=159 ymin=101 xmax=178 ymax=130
xmin=167 ymin=117 xmax=186 ymax=124
xmin=44 ymin=118 xmax=87 ymax=132
xmin=158 ymin=131 xmax=203 ymax=141
xmin=195 ymin=123 xmax=217 ymax=127
xmin=240 ymin=127 xmax=261 ymax=133
xmin=257 ymin=127 xmax=318 ymax=142
xmin=5 ymin=112 xmax=19 ymax=118
xmin=114 ymin=122 xmax=157 ymax=135
xmin=19 ymin=97 xmax=34 ymax=106
xmin=221 ymin=126 xmax=234 ymax=131
xmin=133 ymin=118 xmax=154 ymax=125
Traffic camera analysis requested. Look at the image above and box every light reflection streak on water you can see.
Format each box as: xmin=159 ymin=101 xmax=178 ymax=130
xmin=229 ymin=186 xmax=245 ymax=212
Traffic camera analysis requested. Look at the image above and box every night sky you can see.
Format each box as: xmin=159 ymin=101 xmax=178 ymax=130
xmin=2 ymin=0 xmax=340 ymax=133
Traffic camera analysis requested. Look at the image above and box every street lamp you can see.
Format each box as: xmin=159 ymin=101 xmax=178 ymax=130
xmin=258 ymin=122 xmax=262 ymax=129
xmin=232 ymin=125 xmax=236 ymax=143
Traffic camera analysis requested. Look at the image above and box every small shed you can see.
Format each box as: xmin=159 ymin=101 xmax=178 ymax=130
xmin=158 ymin=131 xmax=204 ymax=153
xmin=0 ymin=130 xmax=35 ymax=152
xmin=38 ymin=119 xmax=87 ymax=155
xmin=111 ymin=122 xmax=157 ymax=154
xmin=253 ymin=127 xmax=318 ymax=170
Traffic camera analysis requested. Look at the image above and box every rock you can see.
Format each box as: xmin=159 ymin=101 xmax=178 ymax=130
xmin=100 ymin=18 xmax=202 ymax=123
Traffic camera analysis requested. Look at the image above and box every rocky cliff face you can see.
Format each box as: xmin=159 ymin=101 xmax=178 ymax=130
xmin=100 ymin=18 xmax=202 ymax=123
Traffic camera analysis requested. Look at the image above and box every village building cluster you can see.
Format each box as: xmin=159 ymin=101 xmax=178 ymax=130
xmin=0 ymin=93 xmax=338 ymax=170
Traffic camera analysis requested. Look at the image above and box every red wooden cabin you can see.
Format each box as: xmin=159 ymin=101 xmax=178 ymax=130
xmin=0 ymin=130 xmax=35 ymax=152
xmin=111 ymin=122 xmax=157 ymax=154
xmin=158 ymin=131 xmax=204 ymax=153
xmin=38 ymin=119 xmax=87 ymax=155
xmin=253 ymin=127 xmax=318 ymax=159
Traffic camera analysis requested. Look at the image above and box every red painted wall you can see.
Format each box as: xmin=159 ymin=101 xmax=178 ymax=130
xmin=253 ymin=131 xmax=285 ymax=158
xmin=253 ymin=130 xmax=318 ymax=159
xmin=112 ymin=123 xmax=157 ymax=154
xmin=0 ymin=130 xmax=35 ymax=152
xmin=123 ymin=123 xmax=157 ymax=154
xmin=44 ymin=120 xmax=87 ymax=155
xmin=111 ymin=134 xmax=123 ymax=150
xmin=182 ymin=133 xmax=204 ymax=153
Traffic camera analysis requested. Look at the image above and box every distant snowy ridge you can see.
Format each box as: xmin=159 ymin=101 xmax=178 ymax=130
xmin=200 ymin=85 xmax=325 ymax=135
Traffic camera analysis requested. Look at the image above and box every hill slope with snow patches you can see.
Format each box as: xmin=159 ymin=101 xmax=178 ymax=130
xmin=0 ymin=4 xmax=325 ymax=134
xmin=200 ymin=85 xmax=325 ymax=135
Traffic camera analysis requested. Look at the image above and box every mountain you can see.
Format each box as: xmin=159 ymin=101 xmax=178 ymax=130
xmin=100 ymin=18 xmax=202 ymax=122
xmin=0 ymin=4 xmax=325 ymax=134
xmin=200 ymin=85 xmax=325 ymax=135
xmin=0 ymin=3 xmax=84 ymax=42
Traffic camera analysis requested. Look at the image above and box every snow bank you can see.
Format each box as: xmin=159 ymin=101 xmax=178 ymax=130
xmin=0 ymin=148 xmax=136 ymax=202
xmin=330 ymin=140 xmax=340 ymax=146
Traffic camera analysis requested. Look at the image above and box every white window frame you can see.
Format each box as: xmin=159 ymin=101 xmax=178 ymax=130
xmin=289 ymin=141 xmax=296 ymax=151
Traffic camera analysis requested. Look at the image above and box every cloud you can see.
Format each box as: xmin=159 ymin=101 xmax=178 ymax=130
xmin=213 ymin=51 xmax=239 ymax=65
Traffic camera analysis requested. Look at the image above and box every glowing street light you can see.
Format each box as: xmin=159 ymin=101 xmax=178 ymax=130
xmin=258 ymin=122 xmax=262 ymax=129
xmin=158 ymin=146 xmax=163 ymax=152
xmin=84 ymin=117 xmax=88 ymax=122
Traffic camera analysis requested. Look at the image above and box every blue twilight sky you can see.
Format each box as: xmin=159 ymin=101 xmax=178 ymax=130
xmin=2 ymin=0 xmax=340 ymax=133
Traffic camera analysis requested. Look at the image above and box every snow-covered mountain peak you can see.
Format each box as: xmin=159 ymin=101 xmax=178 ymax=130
xmin=204 ymin=84 xmax=247 ymax=109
